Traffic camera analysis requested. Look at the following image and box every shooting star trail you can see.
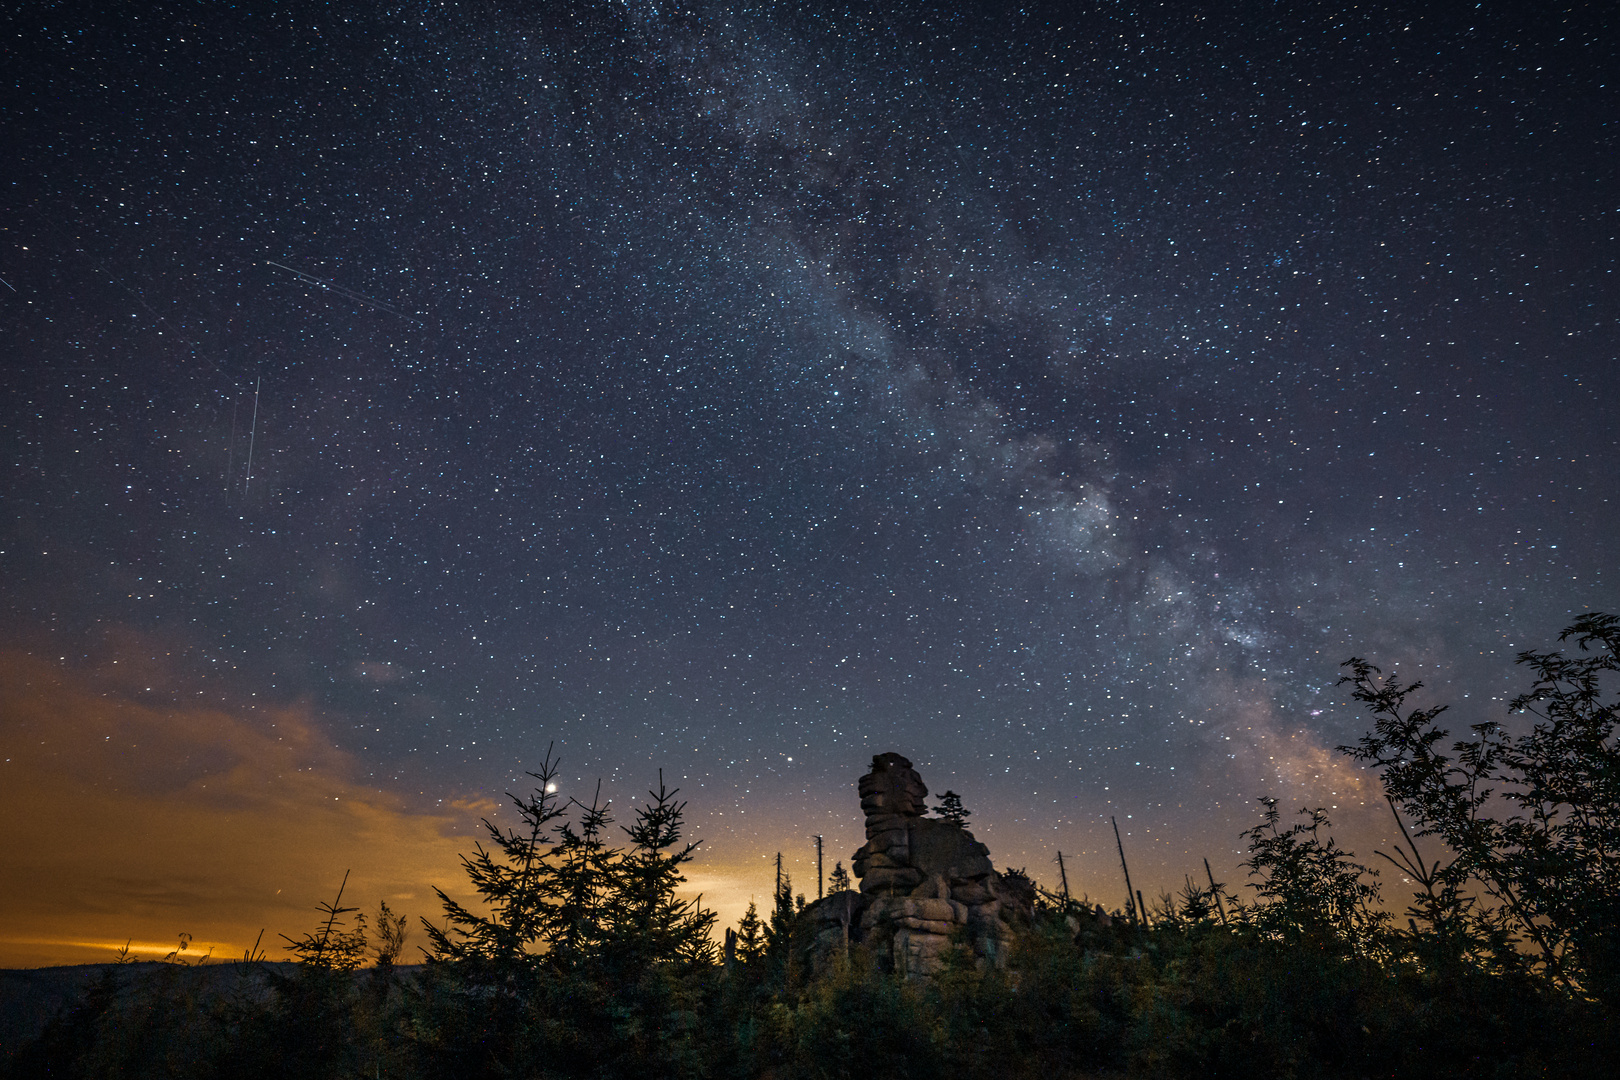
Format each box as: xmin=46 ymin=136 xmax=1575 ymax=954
xmin=0 ymin=277 xmax=16 ymax=292
xmin=265 ymin=261 xmax=421 ymax=322
xmin=243 ymin=376 xmax=261 ymax=497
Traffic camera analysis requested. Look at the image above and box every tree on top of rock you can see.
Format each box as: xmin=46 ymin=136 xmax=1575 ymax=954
xmin=828 ymin=861 xmax=852 ymax=893
xmin=933 ymin=790 xmax=971 ymax=827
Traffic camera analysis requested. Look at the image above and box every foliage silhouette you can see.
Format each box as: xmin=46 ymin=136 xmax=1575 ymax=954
xmin=933 ymin=789 xmax=971 ymax=826
xmin=11 ymin=662 xmax=1620 ymax=1080
xmin=734 ymin=900 xmax=766 ymax=965
xmin=423 ymin=745 xmax=569 ymax=967
xmin=610 ymin=771 xmax=718 ymax=972
xmin=281 ymin=870 xmax=368 ymax=972
xmin=1240 ymin=800 xmax=1389 ymax=955
xmin=1339 ymin=611 xmax=1620 ymax=1002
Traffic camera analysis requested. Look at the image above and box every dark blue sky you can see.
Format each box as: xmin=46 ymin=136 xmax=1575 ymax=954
xmin=3 ymin=0 xmax=1615 ymax=944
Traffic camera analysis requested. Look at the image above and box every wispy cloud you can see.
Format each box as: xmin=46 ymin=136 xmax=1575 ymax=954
xmin=0 ymin=649 xmax=482 ymax=968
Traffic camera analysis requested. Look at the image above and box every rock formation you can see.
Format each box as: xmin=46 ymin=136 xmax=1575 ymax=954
xmin=797 ymin=752 xmax=1033 ymax=978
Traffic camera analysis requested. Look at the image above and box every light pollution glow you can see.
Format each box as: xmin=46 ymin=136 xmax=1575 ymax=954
xmin=1 ymin=643 xmax=1397 ymax=969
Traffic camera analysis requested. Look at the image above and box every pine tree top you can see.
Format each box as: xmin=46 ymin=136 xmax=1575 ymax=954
xmin=934 ymin=790 xmax=971 ymax=826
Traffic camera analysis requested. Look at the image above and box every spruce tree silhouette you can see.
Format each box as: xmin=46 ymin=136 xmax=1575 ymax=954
xmin=933 ymin=790 xmax=971 ymax=826
xmin=424 ymin=746 xmax=568 ymax=966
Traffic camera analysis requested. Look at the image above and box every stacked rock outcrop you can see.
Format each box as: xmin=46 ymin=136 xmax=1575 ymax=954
xmin=797 ymin=752 xmax=1033 ymax=979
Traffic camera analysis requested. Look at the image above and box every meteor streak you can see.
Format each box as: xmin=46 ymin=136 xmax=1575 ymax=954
xmin=243 ymin=375 xmax=260 ymax=497
xmin=265 ymin=260 xmax=419 ymax=321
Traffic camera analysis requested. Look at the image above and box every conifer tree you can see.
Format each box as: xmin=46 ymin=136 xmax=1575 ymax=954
xmin=611 ymin=771 xmax=716 ymax=970
xmin=424 ymin=748 xmax=567 ymax=965
xmin=549 ymin=782 xmax=619 ymax=966
xmin=765 ymin=862 xmax=796 ymax=964
xmin=734 ymin=900 xmax=765 ymax=964
xmin=934 ymin=790 xmax=971 ymax=826
xmin=283 ymin=871 xmax=369 ymax=972
xmin=828 ymin=861 xmax=852 ymax=893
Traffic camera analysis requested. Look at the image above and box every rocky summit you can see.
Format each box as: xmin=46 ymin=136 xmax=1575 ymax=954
xmin=796 ymin=752 xmax=1034 ymax=978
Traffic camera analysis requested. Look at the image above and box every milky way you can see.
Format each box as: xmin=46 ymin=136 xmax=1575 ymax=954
xmin=3 ymin=1 xmax=1615 ymax=949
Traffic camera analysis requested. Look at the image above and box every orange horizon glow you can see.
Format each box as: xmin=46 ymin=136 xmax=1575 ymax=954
xmin=1 ymin=645 xmax=1402 ymax=970
xmin=0 ymin=648 xmax=790 ymax=969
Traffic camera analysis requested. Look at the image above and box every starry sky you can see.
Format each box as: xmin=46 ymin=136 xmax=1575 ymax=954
xmin=2 ymin=0 xmax=1615 ymax=967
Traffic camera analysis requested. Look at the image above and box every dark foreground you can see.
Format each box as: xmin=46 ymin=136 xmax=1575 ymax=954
xmin=9 ymin=615 xmax=1616 ymax=1078
xmin=2 ymin=922 xmax=1613 ymax=1080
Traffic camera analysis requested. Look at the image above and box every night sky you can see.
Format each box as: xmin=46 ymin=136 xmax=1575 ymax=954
xmin=3 ymin=0 xmax=1615 ymax=967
